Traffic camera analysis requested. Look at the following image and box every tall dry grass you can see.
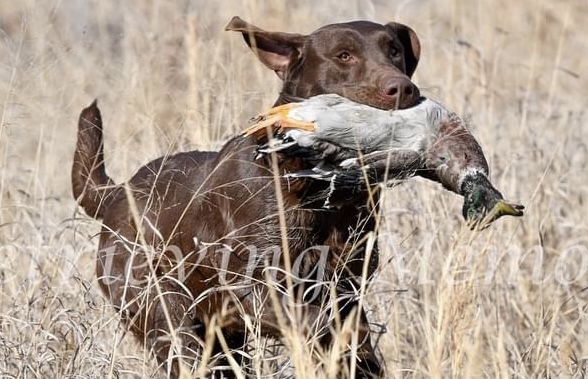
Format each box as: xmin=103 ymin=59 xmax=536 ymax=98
xmin=0 ymin=0 xmax=587 ymax=378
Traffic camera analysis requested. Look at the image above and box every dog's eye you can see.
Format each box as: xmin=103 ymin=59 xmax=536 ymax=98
xmin=337 ymin=51 xmax=352 ymax=62
xmin=390 ymin=46 xmax=400 ymax=58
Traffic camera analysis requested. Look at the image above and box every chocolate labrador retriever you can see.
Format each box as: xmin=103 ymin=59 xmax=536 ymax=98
xmin=72 ymin=16 xmax=421 ymax=378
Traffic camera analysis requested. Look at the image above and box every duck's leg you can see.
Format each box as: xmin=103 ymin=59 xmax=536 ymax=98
xmin=243 ymin=103 xmax=316 ymax=139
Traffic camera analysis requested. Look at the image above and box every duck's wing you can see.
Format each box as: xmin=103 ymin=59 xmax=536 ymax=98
xmin=286 ymin=149 xmax=423 ymax=181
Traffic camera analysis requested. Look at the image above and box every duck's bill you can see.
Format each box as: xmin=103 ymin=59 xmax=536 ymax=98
xmin=468 ymin=200 xmax=525 ymax=230
xmin=490 ymin=200 xmax=525 ymax=218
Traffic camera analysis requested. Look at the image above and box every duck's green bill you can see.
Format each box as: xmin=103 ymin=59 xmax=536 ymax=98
xmin=488 ymin=200 xmax=525 ymax=219
xmin=470 ymin=200 xmax=525 ymax=230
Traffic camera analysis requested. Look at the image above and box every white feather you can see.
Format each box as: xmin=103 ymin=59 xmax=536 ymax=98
xmin=279 ymin=94 xmax=450 ymax=154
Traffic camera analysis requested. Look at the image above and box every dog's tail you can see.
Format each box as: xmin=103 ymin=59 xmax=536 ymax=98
xmin=71 ymin=100 xmax=116 ymax=219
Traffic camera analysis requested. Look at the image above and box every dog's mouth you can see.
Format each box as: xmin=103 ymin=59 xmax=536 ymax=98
xmin=336 ymin=85 xmax=421 ymax=110
xmin=276 ymin=84 xmax=422 ymax=110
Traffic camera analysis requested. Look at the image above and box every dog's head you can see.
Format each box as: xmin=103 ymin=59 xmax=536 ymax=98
xmin=226 ymin=16 xmax=421 ymax=110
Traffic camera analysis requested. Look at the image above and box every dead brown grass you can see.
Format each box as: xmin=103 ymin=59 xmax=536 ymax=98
xmin=0 ymin=0 xmax=587 ymax=378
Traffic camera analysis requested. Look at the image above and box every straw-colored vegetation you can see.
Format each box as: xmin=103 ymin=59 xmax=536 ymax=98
xmin=0 ymin=0 xmax=587 ymax=378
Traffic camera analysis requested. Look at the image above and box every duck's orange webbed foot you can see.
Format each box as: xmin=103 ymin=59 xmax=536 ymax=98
xmin=243 ymin=103 xmax=316 ymax=140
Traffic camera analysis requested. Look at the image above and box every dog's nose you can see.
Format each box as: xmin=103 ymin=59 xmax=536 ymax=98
xmin=381 ymin=77 xmax=420 ymax=109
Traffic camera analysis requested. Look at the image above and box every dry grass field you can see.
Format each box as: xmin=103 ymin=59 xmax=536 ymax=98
xmin=1 ymin=0 xmax=587 ymax=378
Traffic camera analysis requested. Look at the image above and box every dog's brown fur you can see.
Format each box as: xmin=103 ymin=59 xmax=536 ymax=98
xmin=72 ymin=16 xmax=421 ymax=378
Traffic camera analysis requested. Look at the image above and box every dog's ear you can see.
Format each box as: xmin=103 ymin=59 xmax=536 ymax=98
xmin=385 ymin=22 xmax=421 ymax=78
xmin=226 ymin=16 xmax=307 ymax=80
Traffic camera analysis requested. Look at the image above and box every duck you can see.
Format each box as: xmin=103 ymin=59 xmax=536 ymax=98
xmin=243 ymin=94 xmax=524 ymax=227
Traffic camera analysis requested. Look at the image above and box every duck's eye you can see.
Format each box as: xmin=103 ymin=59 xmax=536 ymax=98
xmin=337 ymin=51 xmax=352 ymax=62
